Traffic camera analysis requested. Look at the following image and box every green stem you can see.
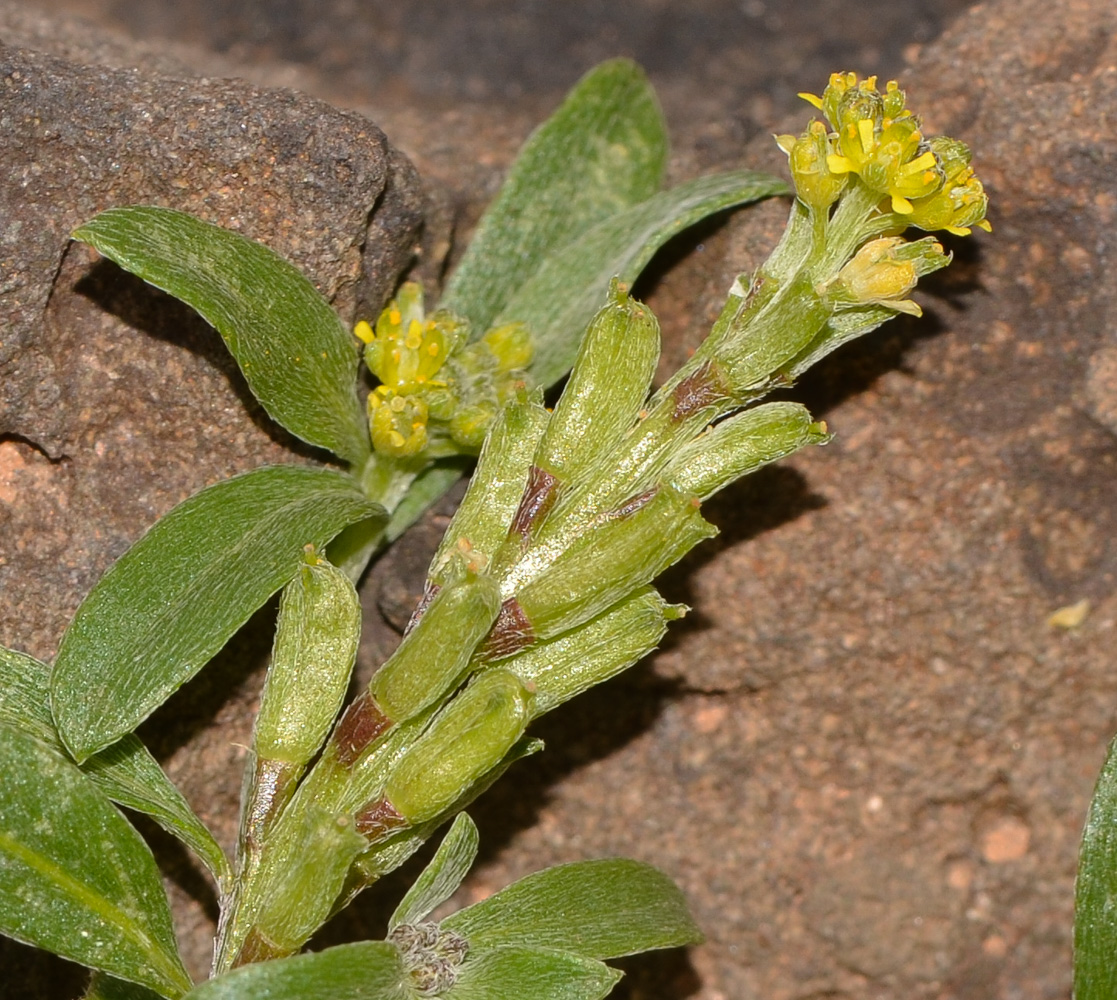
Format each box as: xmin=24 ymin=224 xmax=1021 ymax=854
xmin=328 ymin=454 xmax=429 ymax=583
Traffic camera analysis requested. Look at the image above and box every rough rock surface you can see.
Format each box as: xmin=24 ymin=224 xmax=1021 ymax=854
xmin=2 ymin=0 xmax=1116 ymax=998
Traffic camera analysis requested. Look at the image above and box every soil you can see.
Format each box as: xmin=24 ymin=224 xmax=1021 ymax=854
xmin=2 ymin=1 xmax=1115 ymax=998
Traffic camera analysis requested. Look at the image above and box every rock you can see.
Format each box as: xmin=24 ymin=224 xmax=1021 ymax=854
xmin=0 ymin=33 xmax=424 ymax=659
xmin=3 ymin=0 xmax=1117 ymax=998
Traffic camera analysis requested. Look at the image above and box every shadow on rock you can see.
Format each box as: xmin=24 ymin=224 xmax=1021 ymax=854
xmin=74 ymin=257 xmax=337 ymax=464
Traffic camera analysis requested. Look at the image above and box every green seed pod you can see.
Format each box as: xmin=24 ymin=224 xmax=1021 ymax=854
xmin=255 ymin=549 xmax=361 ymax=767
xmin=716 ymin=271 xmax=832 ymax=396
xmin=383 ymin=669 xmax=532 ymax=825
xmin=244 ymin=548 xmax=361 ymax=848
xmin=664 ymin=402 xmax=830 ymax=500
xmin=532 ymin=278 xmax=660 ymax=491
xmin=369 ymin=575 xmax=503 ymax=723
xmin=506 ymin=485 xmax=715 ymax=647
xmin=241 ymin=804 xmax=366 ymax=961
xmin=428 ymin=397 xmax=550 ymax=588
xmin=502 ymin=586 xmax=684 ymax=716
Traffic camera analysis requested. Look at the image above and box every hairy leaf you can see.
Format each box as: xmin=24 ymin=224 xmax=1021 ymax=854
xmin=389 ymin=813 xmax=480 ymax=931
xmin=0 ymin=647 xmax=229 ymax=884
xmin=0 ymin=725 xmax=191 ymax=998
xmin=442 ymin=858 xmax=702 ymax=959
xmin=74 ymin=207 xmax=370 ymax=467
xmin=52 ymin=465 xmax=384 ymax=760
xmin=1076 ymin=731 xmax=1117 ymax=1000
xmin=501 ymin=170 xmax=789 ymax=388
xmin=446 ymin=945 xmax=620 ymax=1000
xmin=440 ymin=58 xmax=667 ymax=332
xmin=183 ymin=942 xmax=407 ymax=1000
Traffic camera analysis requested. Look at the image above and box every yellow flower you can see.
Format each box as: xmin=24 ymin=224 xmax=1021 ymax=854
xmin=368 ymin=387 xmax=430 ymax=457
xmin=905 ymin=137 xmax=992 ymax=236
xmin=797 ymin=72 xmax=990 ymax=236
xmin=359 ymin=283 xmax=457 ymax=392
xmin=824 ymin=236 xmax=951 ymax=317
xmin=775 ymin=120 xmax=848 ymax=211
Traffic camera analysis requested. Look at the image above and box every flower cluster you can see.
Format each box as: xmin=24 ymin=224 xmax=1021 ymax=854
xmin=355 ymin=284 xmax=532 ymax=457
xmin=778 ymin=71 xmax=991 ymax=236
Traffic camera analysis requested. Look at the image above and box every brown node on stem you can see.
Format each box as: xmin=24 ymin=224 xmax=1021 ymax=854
xmin=480 ymin=597 xmax=535 ymax=660
xmin=355 ymin=796 xmax=407 ymax=839
xmin=333 ymin=690 xmax=392 ymax=768
xmin=509 ymin=465 xmax=560 ymax=539
xmin=608 ymin=487 xmax=659 ymax=520
xmin=672 ymin=361 xmax=728 ymax=422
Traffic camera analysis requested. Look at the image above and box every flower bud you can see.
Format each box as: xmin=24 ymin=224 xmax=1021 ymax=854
xmin=482 ymin=322 xmax=534 ymax=372
xmin=532 ymin=279 xmax=660 ymax=488
xmin=501 ymin=587 xmax=683 ymax=716
xmin=825 ymin=236 xmax=950 ymax=316
xmin=382 ymin=669 xmax=532 ymax=826
xmin=776 ymin=121 xmax=847 ymax=212
xmin=369 ymin=575 xmax=503 ymax=724
xmin=664 ymin=402 xmax=829 ymax=500
xmin=428 ymin=397 xmax=550 ymax=588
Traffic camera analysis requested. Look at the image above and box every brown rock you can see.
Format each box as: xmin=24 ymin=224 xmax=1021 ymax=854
xmin=3 ymin=0 xmax=1117 ymax=998
xmin=0 ymin=34 xmax=424 ymax=659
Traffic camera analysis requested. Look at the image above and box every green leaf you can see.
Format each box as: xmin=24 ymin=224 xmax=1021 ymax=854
xmin=183 ymin=942 xmax=408 ymax=1000
xmin=82 ymin=737 xmax=231 ymax=887
xmin=440 ymin=58 xmax=667 ymax=333
xmin=500 ymin=170 xmax=789 ymax=388
xmin=1076 ymin=731 xmax=1117 ymax=1000
xmin=442 ymin=858 xmax=702 ymax=960
xmin=73 ymin=206 xmax=371 ymax=467
xmin=52 ymin=465 xmax=384 ymax=761
xmin=0 ymin=645 xmax=60 ymax=747
xmin=446 ymin=945 xmax=620 ymax=1000
xmin=0 ymin=647 xmax=230 ymax=885
xmin=84 ymin=973 xmax=170 ymax=1000
xmin=389 ymin=813 xmax=480 ymax=931
xmin=0 ymin=724 xmax=191 ymax=998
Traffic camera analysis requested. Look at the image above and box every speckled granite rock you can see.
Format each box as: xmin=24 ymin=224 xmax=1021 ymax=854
xmin=3 ymin=0 xmax=1116 ymax=998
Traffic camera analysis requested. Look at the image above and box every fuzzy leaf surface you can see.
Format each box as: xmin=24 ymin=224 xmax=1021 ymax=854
xmin=446 ymin=945 xmax=621 ymax=1000
xmin=84 ymin=974 xmax=170 ymax=1000
xmin=1076 ymin=731 xmax=1117 ymax=1000
xmin=0 ymin=725 xmax=191 ymax=998
xmin=0 ymin=647 xmax=229 ymax=883
xmin=389 ymin=813 xmax=480 ymax=931
xmin=442 ymin=858 xmax=702 ymax=959
xmin=500 ymin=170 xmax=789 ymax=388
xmin=52 ymin=465 xmax=384 ymax=760
xmin=73 ymin=207 xmax=370 ymax=467
xmin=440 ymin=58 xmax=666 ymax=332
xmin=183 ymin=942 xmax=407 ymax=1000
